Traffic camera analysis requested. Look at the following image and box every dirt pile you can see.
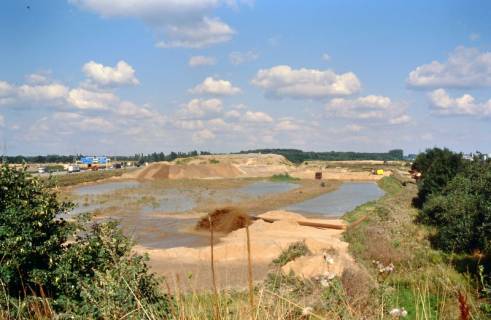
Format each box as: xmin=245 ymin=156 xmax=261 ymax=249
xmin=134 ymin=162 xmax=242 ymax=180
xmin=196 ymin=207 xmax=251 ymax=233
xmin=134 ymin=210 xmax=354 ymax=290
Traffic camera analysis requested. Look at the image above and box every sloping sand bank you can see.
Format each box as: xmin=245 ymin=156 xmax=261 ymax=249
xmin=132 ymin=162 xmax=243 ymax=180
xmin=133 ymin=210 xmax=355 ymax=291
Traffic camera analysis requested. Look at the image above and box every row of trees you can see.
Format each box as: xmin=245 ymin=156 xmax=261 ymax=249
xmin=238 ymin=149 xmax=405 ymax=163
xmin=1 ymin=151 xmax=213 ymax=164
xmin=412 ymin=148 xmax=491 ymax=254
xmin=3 ymin=149 xmax=405 ymax=165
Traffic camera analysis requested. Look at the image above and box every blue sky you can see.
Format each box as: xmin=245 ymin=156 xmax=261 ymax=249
xmin=1 ymin=0 xmax=490 ymax=155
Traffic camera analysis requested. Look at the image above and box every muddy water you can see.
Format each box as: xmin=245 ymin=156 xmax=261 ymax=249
xmin=237 ymin=180 xmax=298 ymax=197
xmin=285 ymin=181 xmax=384 ymax=217
xmin=73 ymin=180 xmax=140 ymax=196
xmin=69 ymin=179 xmax=300 ymax=249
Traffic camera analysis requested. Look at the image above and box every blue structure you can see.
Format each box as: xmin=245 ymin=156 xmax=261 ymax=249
xmin=80 ymin=156 xmax=109 ymax=164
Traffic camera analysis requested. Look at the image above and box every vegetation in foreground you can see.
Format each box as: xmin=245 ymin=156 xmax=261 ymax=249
xmin=0 ymin=165 xmax=170 ymax=319
xmin=2 ymin=152 xmax=490 ymax=319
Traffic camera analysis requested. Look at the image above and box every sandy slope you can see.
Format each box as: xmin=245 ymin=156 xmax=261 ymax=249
xmin=124 ymin=153 xmax=388 ymax=181
xmin=134 ymin=210 xmax=354 ymax=291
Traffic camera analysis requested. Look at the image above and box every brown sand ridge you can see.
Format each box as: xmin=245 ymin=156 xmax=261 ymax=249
xmin=132 ymin=162 xmax=243 ymax=180
xmin=125 ymin=153 xmax=389 ymax=181
xmin=134 ymin=210 xmax=355 ymax=291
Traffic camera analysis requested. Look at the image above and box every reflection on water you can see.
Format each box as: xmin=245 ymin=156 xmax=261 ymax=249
xmin=73 ymin=181 xmax=140 ymax=196
xmin=237 ymin=181 xmax=299 ymax=197
xmin=68 ymin=179 xmax=300 ymax=249
xmin=285 ymin=182 xmax=384 ymax=217
xmin=141 ymin=189 xmax=196 ymax=213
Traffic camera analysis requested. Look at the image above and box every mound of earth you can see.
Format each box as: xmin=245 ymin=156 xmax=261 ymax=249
xmin=134 ymin=162 xmax=243 ymax=180
xmin=134 ymin=210 xmax=354 ymax=290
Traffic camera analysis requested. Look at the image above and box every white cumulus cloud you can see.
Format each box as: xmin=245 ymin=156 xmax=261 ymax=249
xmin=83 ymin=60 xmax=139 ymax=86
xmin=67 ymin=88 xmax=119 ymax=110
xmin=180 ymin=98 xmax=223 ymax=118
xmin=229 ymin=50 xmax=259 ymax=65
xmin=190 ymin=77 xmax=241 ymax=95
xmin=428 ymin=88 xmax=491 ymax=116
xmin=243 ymin=111 xmax=273 ymax=123
xmin=407 ymin=47 xmax=491 ymax=89
xmin=72 ymin=0 xmax=238 ymax=48
xmin=189 ymin=55 xmax=216 ymax=67
xmin=326 ymin=95 xmax=411 ymax=124
xmin=192 ymin=128 xmax=216 ymax=143
xmin=251 ymin=65 xmax=361 ymax=99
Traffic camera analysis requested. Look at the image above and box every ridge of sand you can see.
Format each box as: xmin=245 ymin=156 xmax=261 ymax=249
xmin=133 ymin=210 xmax=354 ymax=290
xmin=123 ymin=153 xmax=390 ymax=181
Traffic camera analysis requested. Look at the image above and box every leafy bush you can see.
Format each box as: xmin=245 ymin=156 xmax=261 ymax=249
xmin=0 ymin=164 xmax=171 ymax=317
xmin=270 ymin=173 xmax=299 ymax=182
xmin=412 ymin=148 xmax=464 ymax=208
xmin=273 ymin=241 xmax=310 ymax=266
xmin=0 ymin=165 xmax=73 ymax=296
xmin=422 ymin=161 xmax=491 ymax=254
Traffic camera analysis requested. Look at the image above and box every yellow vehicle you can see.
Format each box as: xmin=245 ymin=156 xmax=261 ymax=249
xmin=376 ymin=169 xmax=384 ymax=175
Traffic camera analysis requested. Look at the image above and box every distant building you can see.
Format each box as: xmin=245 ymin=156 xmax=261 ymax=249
xmin=79 ymin=156 xmax=110 ymax=167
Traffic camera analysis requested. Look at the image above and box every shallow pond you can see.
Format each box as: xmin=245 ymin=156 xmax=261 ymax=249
xmin=73 ymin=180 xmax=140 ymax=196
xmin=285 ymin=182 xmax=384 ymax=217
xmin=237 ymin=181 xmax=299 ymax=197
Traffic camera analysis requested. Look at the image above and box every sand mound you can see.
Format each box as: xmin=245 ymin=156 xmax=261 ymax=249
xmin=196 ymin=207 xmax=251 ymax=233
xmin=135 ymin=162 xmax=242 ymax=180
xmin=134 ymin=210 xmax=354 ymax=290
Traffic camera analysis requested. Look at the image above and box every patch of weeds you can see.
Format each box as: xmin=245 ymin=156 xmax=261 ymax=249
xmin=265 ymin=272 xmax=314 ymax=296
xmin=272 ymin=241 xmax=310 ymax=267
xmin=377 ymin=176 xmax=403 ymax=195
xmin=320 ymin=278 xmax=350 ymax=316
xmin=270 ymin=173 xmax=299 ymax=182
xmin=209 ymin=159 xmax=220 ymax=164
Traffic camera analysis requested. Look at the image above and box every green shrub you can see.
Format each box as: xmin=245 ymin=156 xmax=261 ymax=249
xmin=422 ymin=162 xmax=491 ymax=254
xmin=270 ymin=173 xmax=299 ymax=182
xmin=273 ymin=241 xmax=310 ymax=266
xmin=412 ymin=148 xmax=464 ymax=208
xmin=0 ymin=165 xmax=73 ymax=296
xmin=0 ymin=164 xmax=171 ymax=318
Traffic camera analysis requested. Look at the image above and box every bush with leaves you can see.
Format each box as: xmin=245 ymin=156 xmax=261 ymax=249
xmin=0 ymin=165 xmax=73 ymax=296
xmin=422 ymin=161 xmax=491 ymax=254
xmin=0 ymin=164 xmax=171 ymax=317
xmin=412 ymin=147 xmax=464 ymax=209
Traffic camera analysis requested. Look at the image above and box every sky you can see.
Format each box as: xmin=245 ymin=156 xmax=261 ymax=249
xmin=1 ymin=0 xmax=490 ymax=156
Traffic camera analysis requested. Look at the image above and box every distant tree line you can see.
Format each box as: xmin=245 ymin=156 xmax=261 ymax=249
xmin=2 ymin=149 xmax=407 ymax=164
xmin=237 ymin=148 xmax=404 ymax=163
xmin=1 ymin=151 xmax=213 ymax=164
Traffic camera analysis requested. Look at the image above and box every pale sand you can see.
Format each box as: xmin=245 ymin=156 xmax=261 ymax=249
xmin=134 ymin=210 xmax=354 ymax=291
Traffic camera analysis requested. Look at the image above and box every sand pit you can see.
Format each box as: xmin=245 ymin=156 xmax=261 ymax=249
xmin=123 ymin=153 xmax=390 ymax=182
xmin=132 ymin=162 xmax=243 ymax=180
xmin=134 ymin=210 xmax=354 ymax=291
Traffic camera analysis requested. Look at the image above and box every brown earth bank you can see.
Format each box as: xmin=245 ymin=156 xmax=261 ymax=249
xmin=134 ymin=210 xmax=353 ymax=292
xmin=122 ymin=153 xmax=392 ymax=181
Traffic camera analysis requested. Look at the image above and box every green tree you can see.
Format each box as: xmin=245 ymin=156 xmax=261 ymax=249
xmin=0 ymin=164 xmax=170 ymax=317
xmin=0 ymin=165 xmax=73 ymax=295
xmin=422 ymin=161 xmax=491 ymax=254
xmin=412 ymin=148 xmax=464 ymax=209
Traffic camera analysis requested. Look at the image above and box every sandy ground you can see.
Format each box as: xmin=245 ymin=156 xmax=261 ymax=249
xmin=123 ymin=153 xmax=390 ymax=181
xmin=134 ymin=210 xmax=353 ymax=291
